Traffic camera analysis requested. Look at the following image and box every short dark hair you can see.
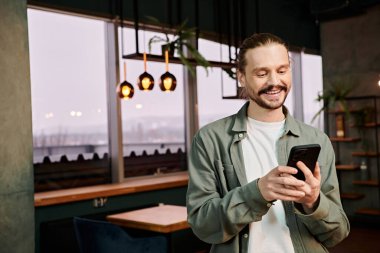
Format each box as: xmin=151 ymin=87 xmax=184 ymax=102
xmin=237 ymin=33 xmax=288 ymax=73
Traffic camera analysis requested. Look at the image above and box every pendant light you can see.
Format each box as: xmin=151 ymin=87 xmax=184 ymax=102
xmin=137 ymin=28 xmax=154 ymax=91
xmin=137 ymin=52 xmax=154 ymax=90
xmin=117 ymin=62 xmax=134 ymax=100
xmin=159 ymin=50 xmax=177 ymax=92
xmin=117 ymin=0 xmax=134 ymax=100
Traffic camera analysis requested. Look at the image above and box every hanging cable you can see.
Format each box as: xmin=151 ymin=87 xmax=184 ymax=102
xmin=133 ymin=0 xmax=140 ymax=54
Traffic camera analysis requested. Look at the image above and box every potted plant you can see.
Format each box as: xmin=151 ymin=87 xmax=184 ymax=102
xmin=147 ymin=17 xmax=210 ymax=76
xmin=311 ymin=76 xmax=355 ymax=123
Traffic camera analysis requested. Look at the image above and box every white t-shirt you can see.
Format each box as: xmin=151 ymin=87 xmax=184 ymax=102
xmin=241 ymin=117 xmax=294 ymax=253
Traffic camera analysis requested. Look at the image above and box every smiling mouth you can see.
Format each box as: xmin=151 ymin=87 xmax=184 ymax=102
xmin=258 ymin=85 xmax=287 ymax=96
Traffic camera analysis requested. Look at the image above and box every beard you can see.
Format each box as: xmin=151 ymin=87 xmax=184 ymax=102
xmin=248 ymin=84 xmax=289 ymax=110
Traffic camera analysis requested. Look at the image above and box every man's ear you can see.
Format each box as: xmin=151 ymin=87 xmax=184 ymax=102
xmin=237 ymin=70 xmax=245 ymax=87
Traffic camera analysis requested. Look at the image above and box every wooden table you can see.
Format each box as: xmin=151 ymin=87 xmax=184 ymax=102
xmin=106 ymin=204 xmax=189 ymax=233
xmin=107 ymin=205 xmax=208 ymax=253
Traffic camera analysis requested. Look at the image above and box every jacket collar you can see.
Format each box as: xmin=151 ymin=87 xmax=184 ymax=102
xmin=283 ymin=107 xmax=301 ymax=137
xmin=231 ymin=101 xmax=300 ymax=137
xmin=231 ymin=102 xmax=249 ymax=133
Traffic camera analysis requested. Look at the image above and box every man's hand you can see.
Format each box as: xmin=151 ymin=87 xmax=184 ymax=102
xmin=258 ymin=166 xmax=306 ymax=202
xmin=258 ymin=162 xmax=321 ymax=213
xmin=294 ymin=161 xmax=321 ymax=212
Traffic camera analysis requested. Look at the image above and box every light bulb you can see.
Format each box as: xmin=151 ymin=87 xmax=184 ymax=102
xmin=163 ymin=77 xmax=173 ymax=90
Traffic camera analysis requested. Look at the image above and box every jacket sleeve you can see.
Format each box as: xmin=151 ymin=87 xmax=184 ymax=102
xmin=186 ymin=133 xmax=271 ymax=244
xmin=294 ymin=135 xmax=350 ymax=248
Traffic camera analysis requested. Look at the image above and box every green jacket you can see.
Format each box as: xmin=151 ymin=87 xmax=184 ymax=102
xmin=186 ymin=102 xmax=349 ymax=253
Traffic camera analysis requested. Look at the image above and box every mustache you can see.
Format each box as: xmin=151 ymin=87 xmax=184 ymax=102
xmin=258 ymin=84 xmax=288 ymax=95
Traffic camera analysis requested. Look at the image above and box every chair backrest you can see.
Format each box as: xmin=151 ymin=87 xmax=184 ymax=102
xmin=73 ymin=217 xmax=167 ymax=253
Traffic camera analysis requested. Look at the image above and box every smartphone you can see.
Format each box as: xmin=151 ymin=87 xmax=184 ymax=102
xmin=287 ymin=144 xmax=321 ymax=180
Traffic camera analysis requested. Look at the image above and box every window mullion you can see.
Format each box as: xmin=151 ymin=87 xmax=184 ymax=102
xmin=183 ymin=38 xmax=200 ymax=153
xmin=105 ymin=21 xmax=124 ymax=183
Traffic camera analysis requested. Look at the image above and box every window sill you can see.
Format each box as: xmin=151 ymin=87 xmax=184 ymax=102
xmin=34 ymin=171 xmax=188 ymax=207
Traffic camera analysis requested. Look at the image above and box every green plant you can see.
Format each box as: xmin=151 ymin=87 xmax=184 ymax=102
xmin=146 ymin=17 xmax=210 ymax=76
xmin=311 ymin=77 xmax=355 ymax=123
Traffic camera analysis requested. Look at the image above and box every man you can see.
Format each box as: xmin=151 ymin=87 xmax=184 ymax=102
xmin=186 ymin=33 xmax=349 ymax=253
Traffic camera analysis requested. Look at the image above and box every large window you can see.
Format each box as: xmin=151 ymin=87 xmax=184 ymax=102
xmin=28 ymin=9 xmax=110 ymax=191
xmin=28 ymin=10 xmax=189 ymax=191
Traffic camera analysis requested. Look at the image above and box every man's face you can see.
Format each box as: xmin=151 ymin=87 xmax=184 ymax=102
xmin=238 ymin=43 xmax=292 ymax=110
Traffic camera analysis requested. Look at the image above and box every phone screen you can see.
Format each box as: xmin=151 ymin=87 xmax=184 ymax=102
xmin=287 ymin=144 xmax=321 ymax=180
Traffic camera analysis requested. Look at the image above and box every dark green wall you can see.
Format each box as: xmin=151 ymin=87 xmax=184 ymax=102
xmin=0 ymin=0 xmax=35 ymax=252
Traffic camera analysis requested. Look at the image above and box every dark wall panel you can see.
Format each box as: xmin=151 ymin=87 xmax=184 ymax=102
xmin=28 ymin=0 xmax=321 ymax=51
xmin=257 ymin=0 xmax=319 ymax=50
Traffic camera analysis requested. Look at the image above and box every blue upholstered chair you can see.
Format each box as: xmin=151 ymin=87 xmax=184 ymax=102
xmin=73 ymin=217 xmax=167 ymax=253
